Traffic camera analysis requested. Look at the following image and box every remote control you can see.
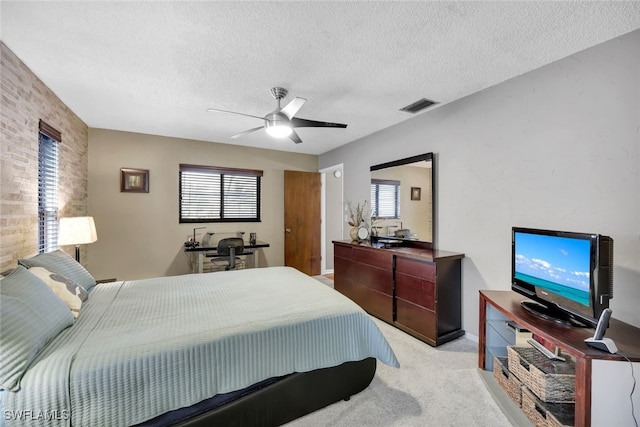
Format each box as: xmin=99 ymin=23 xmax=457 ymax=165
xmin=527 ymin=339 xmax=566 ymax=361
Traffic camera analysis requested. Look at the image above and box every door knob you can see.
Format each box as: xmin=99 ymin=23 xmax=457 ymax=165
xmin=285 ymin=228 xmax=291 ymax=233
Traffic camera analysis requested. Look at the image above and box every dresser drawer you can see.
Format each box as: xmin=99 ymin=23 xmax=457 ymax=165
xmin=336 ymin=279 xmax=393 ymax=323
xmin=334 ymin=255 xmax=355 ymax=278
xmin=352 ymin=262 xmax=393 ymax=295
xmin=353 ymin=246 xmax=393 ymax=269
xmin=364 ymin=289 xmax=393 ymax=322
xmin=396 ymin=298 xmax=436 ymax=340
xmin=396 ymin=272 xmax=435 ymax=310
xmin=395 ymin=256 xmax=436 ymax=281
xmin=334 ymin=244 xmax=353 ymax=260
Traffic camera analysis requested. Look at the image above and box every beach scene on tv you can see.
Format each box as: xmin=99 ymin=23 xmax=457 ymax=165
xmin=514 ymin=232 xmax=591 ymax=307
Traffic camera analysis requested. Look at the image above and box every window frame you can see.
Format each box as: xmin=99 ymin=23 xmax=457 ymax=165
xmin=370 ymin=178 xmax=400 ymax=219
xmin=38 ymin=120 xmax=61 ymax=253
xmin=179 ymin=164 xmax=263 ymax=223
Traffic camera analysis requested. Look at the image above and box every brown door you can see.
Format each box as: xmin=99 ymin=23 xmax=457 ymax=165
xmin=284 ymin=170 xmax=321 ymax=275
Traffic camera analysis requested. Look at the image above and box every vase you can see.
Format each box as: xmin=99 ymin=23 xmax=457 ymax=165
xmin=350 ymin=227 xmax=359 ymax=241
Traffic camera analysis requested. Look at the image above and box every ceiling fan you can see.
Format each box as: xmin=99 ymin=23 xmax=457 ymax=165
xmin=207 ymin=87 xmax=347 ymax=144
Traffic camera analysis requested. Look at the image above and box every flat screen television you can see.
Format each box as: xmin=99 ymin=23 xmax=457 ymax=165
xmin=511 ymin=227 xmax=613 ymax=328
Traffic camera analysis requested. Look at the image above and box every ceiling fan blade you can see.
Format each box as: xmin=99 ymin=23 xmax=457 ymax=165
xmin=290 ymin=117 xmax=347 ymax=129
xmin=207 ymin=108 xmax=265 ymax=121
xmin=230 ymin=126 xmax=264 ymax=139
xmin=288 ymin=129 xmax=303 ymax=144
xmin=280 ymin=97 xmax=307 ymax=119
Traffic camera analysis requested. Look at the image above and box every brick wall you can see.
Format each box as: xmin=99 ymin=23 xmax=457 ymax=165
xmin=1 ymin=43 xmax=88 ymax=272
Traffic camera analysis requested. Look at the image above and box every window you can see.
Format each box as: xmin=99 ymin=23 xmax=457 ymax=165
xmin=371 ymin=179 xmax=400 ymax=219
xmin=179 ymin=164 xmax=262 ymax=223
xmin=38 ymin=120 xmax=60 ymax=253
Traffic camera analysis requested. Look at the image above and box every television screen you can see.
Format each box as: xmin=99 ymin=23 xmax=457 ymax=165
xmin=511 ymin=227 xmax=613 ymax=328
xmin=514 ymin=232 xmax=591 ymax=307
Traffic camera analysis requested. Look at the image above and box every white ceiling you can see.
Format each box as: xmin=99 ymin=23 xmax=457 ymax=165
xmin=2 ymin=1 xmax=640 ymax=155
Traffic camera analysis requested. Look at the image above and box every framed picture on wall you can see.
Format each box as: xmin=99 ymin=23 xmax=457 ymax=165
xmin=120 ymin=168 xmax=149 ymax=193
xmin=411 ymin=187 xmax=421 ymax=201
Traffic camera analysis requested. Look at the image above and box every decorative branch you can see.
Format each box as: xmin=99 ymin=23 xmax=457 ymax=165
xmin=347 ymin=200 xmax=369 ymax=227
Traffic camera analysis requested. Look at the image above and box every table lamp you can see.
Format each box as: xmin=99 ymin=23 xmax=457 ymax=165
xmin=58 ymin=216 xmax=98 ymax=262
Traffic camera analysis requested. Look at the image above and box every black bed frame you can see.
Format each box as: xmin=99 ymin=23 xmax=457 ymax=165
xmin=173 ymin=357 xmax=376 ymax=427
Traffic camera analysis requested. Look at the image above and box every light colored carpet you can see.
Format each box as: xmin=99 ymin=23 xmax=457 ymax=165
xmin=295 ymin=276 xmax=512 ymax=427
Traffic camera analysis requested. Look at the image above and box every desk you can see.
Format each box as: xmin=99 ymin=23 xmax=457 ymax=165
xmin=185 ymin=241 xmax=270 ymax=273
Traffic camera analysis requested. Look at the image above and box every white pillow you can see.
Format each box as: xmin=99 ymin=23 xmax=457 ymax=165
xmin=28 ymin=267 xmax=88 ymax=318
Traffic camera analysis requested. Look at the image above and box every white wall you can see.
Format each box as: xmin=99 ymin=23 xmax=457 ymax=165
xmin=88 ymin=129 xmax=317 ymax=280
xmin=591 ymin=359 xmax=640 ymax=426
xmin=321 ymin=165 xmax=343 ymax=272
xmin=320 ymin=30 xmax=640 ymax=333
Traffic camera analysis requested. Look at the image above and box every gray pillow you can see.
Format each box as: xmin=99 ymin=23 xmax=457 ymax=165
xmin=0 ymin=265 xmax=74 ymax=391
xmin=19 ymin=249 xmax=97 ymax=292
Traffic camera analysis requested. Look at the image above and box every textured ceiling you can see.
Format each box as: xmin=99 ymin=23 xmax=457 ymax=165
xmin=2 ymin=1 xmax=640 ymax=155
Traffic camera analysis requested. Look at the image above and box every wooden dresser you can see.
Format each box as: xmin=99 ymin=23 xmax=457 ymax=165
xmin=333 ymin=240 xmax=465 ymax=346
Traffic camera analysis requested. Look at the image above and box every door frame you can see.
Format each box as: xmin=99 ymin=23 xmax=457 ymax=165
xmin=319 ymin=163 xmax=344 ymax=274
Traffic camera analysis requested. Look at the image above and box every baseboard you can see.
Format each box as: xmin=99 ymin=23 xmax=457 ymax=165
xmin=464 ymin=331 xmax=478 ymax=343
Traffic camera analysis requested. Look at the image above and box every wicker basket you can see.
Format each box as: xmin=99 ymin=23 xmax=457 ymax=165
xmin=521 ymin=386 xmax=547 ymax=426
xmin=507 ymin=346 xmax=575 ymax=403
xmin=521 ymin=386 xmax=575 ymax=427
xmin=493 ymin=356 xmax=523 ymax=406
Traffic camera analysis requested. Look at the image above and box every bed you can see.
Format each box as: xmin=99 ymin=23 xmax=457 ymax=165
xmin=0 ymin=251 xmax=399 ymax=427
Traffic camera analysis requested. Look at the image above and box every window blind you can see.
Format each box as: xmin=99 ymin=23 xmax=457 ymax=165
xmin=38 ymin=121 xmax=60 ymax=253
xmin=179 ymin=164 xmax=262 ymax=223
xmin=371 ymin=179 xmax=400 ymax=219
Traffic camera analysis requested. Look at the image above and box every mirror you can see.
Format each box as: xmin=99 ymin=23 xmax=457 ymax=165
xmin=370 ymin=153 xmax=434 ymax=246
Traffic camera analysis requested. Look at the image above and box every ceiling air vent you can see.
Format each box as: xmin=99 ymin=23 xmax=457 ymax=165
xmin=400 ymin=98 xmax=438 ymax=114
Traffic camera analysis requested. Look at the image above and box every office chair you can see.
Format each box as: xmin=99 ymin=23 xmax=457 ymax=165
xmin=216 ymin=237 xmax=245 ymax=270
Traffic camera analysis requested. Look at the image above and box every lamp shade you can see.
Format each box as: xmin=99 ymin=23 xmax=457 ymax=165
xmin=58 ymin=217 xmax=98 ymax=246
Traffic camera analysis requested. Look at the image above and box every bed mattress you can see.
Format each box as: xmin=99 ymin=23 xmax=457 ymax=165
xmin=3 ymin=267 xmax=398 ymax=426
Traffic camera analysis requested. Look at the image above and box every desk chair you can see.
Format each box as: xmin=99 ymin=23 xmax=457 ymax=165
xmin=216 ymin=237 xmax=245 ymax=271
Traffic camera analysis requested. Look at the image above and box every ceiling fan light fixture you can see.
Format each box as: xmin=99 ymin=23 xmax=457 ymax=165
xmin=265 ymin=112 xmax=293 ymax=138
xmin=208 ymin=87 xmax=347 ymax=144
xmin=265 ymin=123 xmax=293 ymax=138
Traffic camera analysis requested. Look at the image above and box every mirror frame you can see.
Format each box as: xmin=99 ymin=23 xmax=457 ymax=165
xmin=370 ymin=152 xmax=435 ymax=248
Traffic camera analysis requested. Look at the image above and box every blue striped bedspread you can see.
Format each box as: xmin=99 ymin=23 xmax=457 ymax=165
xmin=3 ymin=266 xmax=399 ymax=426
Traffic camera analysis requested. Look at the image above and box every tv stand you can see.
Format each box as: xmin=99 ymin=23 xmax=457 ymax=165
xmin=479 ymin=290 xmax=640 ymax=427
xmin=519 ymin=300 xmax=584 ymax=328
